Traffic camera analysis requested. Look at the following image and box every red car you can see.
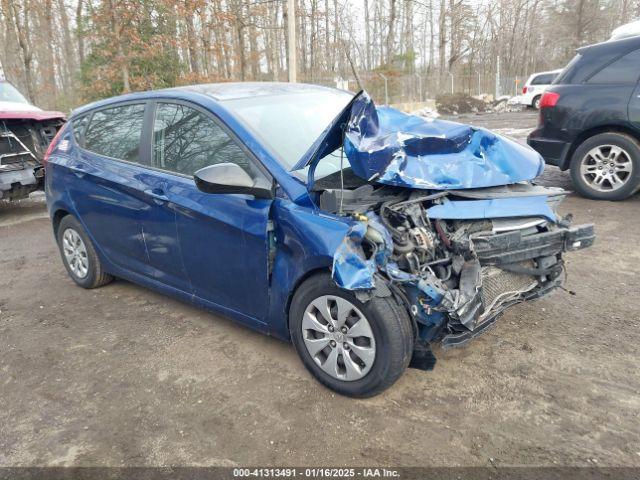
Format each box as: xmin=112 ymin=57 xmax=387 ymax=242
xmin=0 ymin=79 xmax=65 ymax=200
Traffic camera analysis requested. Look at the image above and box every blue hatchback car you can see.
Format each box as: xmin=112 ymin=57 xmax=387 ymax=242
xmin=45 ymin=83 xmax=594 ymax=397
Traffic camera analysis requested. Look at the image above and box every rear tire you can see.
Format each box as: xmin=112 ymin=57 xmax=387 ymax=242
xmin=289 ymin=273 xmax=413 ymax=398
xmin=56 ymin=215 xmax=113 ymax=289
xmin=569 ymin=132 xmax=640 ymax=201
xmin=532 ymin=95 xmax=542 ymax=110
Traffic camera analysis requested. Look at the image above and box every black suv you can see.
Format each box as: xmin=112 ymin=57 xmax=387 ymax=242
xmin=528 ymin=35 xmax=640 ymax=200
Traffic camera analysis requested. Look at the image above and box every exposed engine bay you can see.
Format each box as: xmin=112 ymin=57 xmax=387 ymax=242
xmin=319 ymin=177 xmax=595 ymax=348
xmin=0 ymin=117 xmax=64 ymax=200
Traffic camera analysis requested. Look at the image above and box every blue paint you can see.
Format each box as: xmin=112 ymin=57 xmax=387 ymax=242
xmin=45 ymin=83 xmax=558 ymax=346
xmin=295 ymin=91 xmax=544 ymax=191
xmin=403 ymin=283 xmax=447 ymax=341
xmin=331 ymin=212 xmax=394 ymax=290
xmin=343 ymin=93 xmax=545 ymax=190
xmin=427 ymin=196 xmax=557 ymax=222
xmin=332 ymin=222 xmax=377 ymax=290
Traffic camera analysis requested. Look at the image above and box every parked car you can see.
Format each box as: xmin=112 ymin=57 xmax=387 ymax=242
xmin=528 ymin=35 xmax=640 ymax=200
xmin=0 ymin=79 xmax=65 ymax=200
xmin=520 ymin=70 xmax=562 ymax=109
xmin=611 ymin=20 xmax=640 ymax=40
xmin=45 ymin=83 xmax=594 ymax=397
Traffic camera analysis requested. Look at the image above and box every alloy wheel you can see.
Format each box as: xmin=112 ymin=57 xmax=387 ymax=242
xmin=301 ymin=295 xmax=376 ymax=381
xmin=580 ymin=145 xmax=633 ymax=192
xmin=534 ymin=97 xmax=541 ymax=109
xmin=62 ymin=228 xmax=89 ymax=279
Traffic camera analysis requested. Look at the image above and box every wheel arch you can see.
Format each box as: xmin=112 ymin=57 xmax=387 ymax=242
xmin=52 ymin=208 xmax=71 ymax=237
xmin=283 ymin=268 xmax=416 ymax=342
xmin=532 ymin=94 xmax=542 ymax=107
xmin=284 ymin=267 xmax=332 ymax=333
xmin=563 ymin=124 xmax=640 ymax=170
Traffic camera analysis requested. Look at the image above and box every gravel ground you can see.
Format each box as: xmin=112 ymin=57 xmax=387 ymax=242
xmin=1 ymin=111 xmax=639 ymax=467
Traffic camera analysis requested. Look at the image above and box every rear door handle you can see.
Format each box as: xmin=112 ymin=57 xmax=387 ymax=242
xmin=144 ymin=188 xmax=169 ymax=204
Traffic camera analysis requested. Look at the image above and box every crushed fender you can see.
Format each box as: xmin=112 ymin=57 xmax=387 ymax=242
xmin=332 ymin=212 xmax=392 ymax=290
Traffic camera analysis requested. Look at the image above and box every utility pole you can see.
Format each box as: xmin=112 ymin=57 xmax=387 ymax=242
xmin=287 ymin=0 xmax=297 ymax=82
xmin=380 ymin=74 xmax=389 ymax=105
xmin=495 ymin=55 xmax=501 ymax=99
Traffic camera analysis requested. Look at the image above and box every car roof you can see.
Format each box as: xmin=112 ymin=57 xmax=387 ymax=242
xmin=70 ymin=82 xmax=346 ymax=118
xmin=527 ymin=70 xmax=563 ymax=82
xmin=530 ymin=69 xmax=563 ymax=76
xmin=578 ymin=34 xmax=640 ymax=56
xmin=172 ymin=82 xmax=344 ymax=101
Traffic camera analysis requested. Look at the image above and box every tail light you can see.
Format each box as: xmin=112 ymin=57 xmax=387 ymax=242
xmin=42 ymin=127 xmax=65 ymax=168
xmin=522 ymin=86 xmax=528 ymax=94
xmin=539 ymin=91 xmax=560 ymax=109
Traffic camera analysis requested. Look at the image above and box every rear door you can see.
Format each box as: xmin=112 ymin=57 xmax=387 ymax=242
xmin=147 ymin=100 xmax=273 ymax=325
xmin=625 ymin=51 xmax=640 ymax=129
xmin=67 ymin=103 xmax=154 ymax=277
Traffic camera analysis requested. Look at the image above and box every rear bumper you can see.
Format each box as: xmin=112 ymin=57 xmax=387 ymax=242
xmin=527 ymin=131 xmax=571 ymax=169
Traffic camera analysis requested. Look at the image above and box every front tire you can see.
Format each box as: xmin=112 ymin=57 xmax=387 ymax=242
xmin=289 ymin=273 xmax=413 ymax=398
xmin=56 ymin=215 xmax=113 ymax=289
xmin=570 ymin=132 xmax=640 ymax=201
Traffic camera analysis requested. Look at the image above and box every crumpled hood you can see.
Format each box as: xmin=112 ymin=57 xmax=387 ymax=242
xmin=294 ymin=91 xmax=544 ymax=191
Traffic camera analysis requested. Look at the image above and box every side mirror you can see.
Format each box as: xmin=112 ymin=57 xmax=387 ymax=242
xmin=194 ymin=163 xmax=273 ymax=199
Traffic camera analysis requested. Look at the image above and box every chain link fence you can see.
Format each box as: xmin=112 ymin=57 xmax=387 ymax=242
xmin=302 ymin=72 xmax=530 ymax=106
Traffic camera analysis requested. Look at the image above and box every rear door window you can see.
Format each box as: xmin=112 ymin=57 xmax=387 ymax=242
xmin=152 ymin=102 xmax=252 ymax=176
xmin=587 ymin=49 xmax=640 ymax=84
xmin=83 ymin=104 xmax=146 ymax=163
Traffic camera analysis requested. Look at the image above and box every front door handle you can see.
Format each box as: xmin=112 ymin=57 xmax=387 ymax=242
xmin=144 ymin=188 xmax=169 ymax=204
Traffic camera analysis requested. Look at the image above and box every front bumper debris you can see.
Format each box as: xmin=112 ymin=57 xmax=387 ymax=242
xmin=472 ymin=224 xmax=595 ymax=265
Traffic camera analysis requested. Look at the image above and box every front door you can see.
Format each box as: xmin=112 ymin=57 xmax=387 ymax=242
xmin=147 ymin=101 xmax=273 ymax=325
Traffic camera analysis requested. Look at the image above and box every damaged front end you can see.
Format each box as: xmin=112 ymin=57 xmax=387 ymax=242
xmin=328 ymin=184 xmax=593 ymax=348
xmin=1 ymin=111 xmax=65 ymax=200
xmin=302 ymin=91 xmax=595 ymax=350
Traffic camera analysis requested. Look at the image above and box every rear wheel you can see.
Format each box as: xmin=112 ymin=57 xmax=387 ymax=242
xmin=570 ymin=132 xmax=640 ymax=200
xmin=532 ymin=95 xmax=542 ymax=110
xmin=289 ymin=273 xmax=413 ymax=398
xmin=56 ymin=215 xmax=113 ymax=289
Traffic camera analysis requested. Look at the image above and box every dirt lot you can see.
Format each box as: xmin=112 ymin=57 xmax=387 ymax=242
xmin=1 ymin=111 xmax=639 ymax=467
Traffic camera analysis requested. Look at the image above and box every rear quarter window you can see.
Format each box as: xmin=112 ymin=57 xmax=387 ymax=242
xmin=587 ymin=49 xmax=640 ymax=84
xmin=71 ymin=115 xmax=90 ymax=146
xmin=554 ymin=54 xmax=587 ymax=84
xmin=83 ymin=104 xmax=146 ymax=163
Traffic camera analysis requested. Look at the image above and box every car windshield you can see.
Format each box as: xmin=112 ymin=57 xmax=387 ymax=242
xmin=224 ymin=90 xmax=353 ymax=171
xmin=0 ymin=82 xmax=30 ymax=104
